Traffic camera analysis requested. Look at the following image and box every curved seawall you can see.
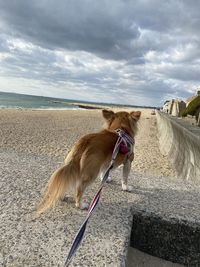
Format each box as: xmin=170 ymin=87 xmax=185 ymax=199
xmin=156 ymin=111 xmax=200 ymax=181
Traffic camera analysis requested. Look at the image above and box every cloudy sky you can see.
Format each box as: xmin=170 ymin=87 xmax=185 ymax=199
xmin=0 ymin=0 xmax=200 ymax=106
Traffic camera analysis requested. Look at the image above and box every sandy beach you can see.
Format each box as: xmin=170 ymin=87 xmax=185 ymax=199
xmin=0 ymin=108 xmax=176 ymax=177
xmin=0 ymin=108 xmax=177 ymax=266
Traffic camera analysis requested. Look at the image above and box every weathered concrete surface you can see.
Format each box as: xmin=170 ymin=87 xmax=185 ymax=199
xmin=0 ymin=149 xmax=134 ymax=267
xmin=1 ymin=149 xmax=200 ymax=266
xmin=127 ymin=248 xmax=184 ymax=267
xmin=131 ymin=212 xmax=200 ymax=266
xmin=156 ymin=111 xmax=200 ymax=181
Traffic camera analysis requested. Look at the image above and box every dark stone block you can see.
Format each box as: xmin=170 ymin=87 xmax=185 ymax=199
xmin=130 ymin=211 xmax=200 ymax=266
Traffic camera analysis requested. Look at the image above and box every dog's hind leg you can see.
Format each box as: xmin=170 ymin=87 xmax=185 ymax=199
xmin=75 ymin=167 xmax=100 ymax=210
xmin=99 ymin=166 xmax=111 ymax=183
xmin=75 ymin=180 xmax=90 ymax=210
xmin=122 ymin=158 xmax=133 ymax=192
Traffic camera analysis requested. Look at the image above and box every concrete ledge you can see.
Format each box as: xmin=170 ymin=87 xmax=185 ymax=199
xmin=130 ymin=211 xmax=200 ymax=266
xmin=1 ymin=149 xmax=200 ymax=266
xmin=156 ymin=111 xmax=200 ymax=181
xmin=127 ymin=248 xmax=184 ymax=267
xmin=0 ymin=150 xmax=134 ymax=267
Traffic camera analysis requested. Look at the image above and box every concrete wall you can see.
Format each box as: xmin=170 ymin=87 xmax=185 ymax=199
xmin=156 ymin=111 xmax=200 ymax=181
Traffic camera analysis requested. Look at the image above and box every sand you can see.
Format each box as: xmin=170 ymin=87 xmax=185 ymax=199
xmin=0 ymin=108 xmax=176 ymax=177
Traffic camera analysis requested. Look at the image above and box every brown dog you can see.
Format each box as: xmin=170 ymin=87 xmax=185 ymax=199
xmin=37 ymin=109 xmax=141 ymax=214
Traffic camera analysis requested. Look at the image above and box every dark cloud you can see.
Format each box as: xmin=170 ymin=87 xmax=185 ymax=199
xmin=0 ymin=0 xmax=200 ymax=106
xmin=0 ymin=1 xmax=141 ymax=60
xmin=2 ymin=0 xmax=199 ymax=60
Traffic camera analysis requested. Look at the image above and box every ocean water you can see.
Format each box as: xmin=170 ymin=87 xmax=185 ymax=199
xmin=0 ymin=92 xmax=80 ymax=110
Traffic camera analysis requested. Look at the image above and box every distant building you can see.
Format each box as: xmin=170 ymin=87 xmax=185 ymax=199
xmin=162 ymin=100 xmax=171 ymax=114
xmin=162 ymin=99 xmax=186 ymax=117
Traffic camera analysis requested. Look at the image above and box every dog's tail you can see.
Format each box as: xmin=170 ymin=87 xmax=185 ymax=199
xmin=36 ymin=162 xmax=78 ymax=215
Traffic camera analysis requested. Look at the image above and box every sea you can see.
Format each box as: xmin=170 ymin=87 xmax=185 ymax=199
xmin=0 ymin=91 xmax=154 ymax=110
xmin=0 ymin=92 xmax=84 ymax=110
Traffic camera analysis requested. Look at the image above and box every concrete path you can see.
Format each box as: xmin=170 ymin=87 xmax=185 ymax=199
xmin=1 ymin=149 xmax=200 ymax=266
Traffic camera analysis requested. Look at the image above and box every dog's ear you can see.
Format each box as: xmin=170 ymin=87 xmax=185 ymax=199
xmin=102 ymin=110 xmax=114 ymax=121
xmin=130 ymin=111 xmax=141 ymax=121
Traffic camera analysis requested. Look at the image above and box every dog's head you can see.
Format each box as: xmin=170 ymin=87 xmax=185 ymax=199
xmin=102 ymin=109 xmax=141 ymax=136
